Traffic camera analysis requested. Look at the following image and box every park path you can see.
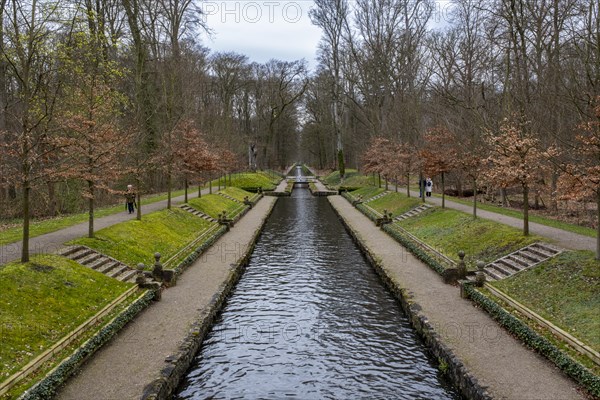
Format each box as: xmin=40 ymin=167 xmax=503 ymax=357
xmin=56 ymin=197 xmax=277 ymax=400
xmin=328 ymin=195 xmax=585 ymax=400
xmin=0 ymin=189 xmax=215 ymax=265
xmin=397 ymin=186 xmax=596 ymax=252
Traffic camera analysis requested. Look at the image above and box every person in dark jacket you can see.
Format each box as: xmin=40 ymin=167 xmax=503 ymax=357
xmin=125 ymin=184 xmax=136 ymax=214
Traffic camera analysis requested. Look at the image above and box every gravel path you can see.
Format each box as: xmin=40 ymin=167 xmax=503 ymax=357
xmin=328 ymin=195 xmax=585 ymax=400
xmin=0 ymin=190 xmax=210 ymax=265
xmin=56 ymin=197 xmax=277 ymax=400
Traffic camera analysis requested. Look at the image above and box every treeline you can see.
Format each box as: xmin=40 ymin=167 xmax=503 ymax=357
xmin=0 ymin=0 xmax=309 ymax=222
xmin=302 ymin=0 xmax=598 ymax=192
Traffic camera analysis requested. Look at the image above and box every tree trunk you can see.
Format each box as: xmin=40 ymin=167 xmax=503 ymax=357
xmin=88 ymin=180 xmax=94 ymax=238
xmin=136 ymin=176 xmax=142 ymax=221
xmin=167 ymin=167 xmax=172 ymax=209
xmin=472 ymin=177 xmax=477 ymax=219
xmin=441 ymin=172 xmax=446 ymax=208
xmin=523 ymin=183 xmax=529 ymax=236
xmin=184 ymin=176 xmax=188 ymax=203
xmin=21 ymin=185 xmax=30 ymax=263
xmin=378 ymin=173 xmax=381 ymax=188
xmin=198 ymin=184 xmax=202 ymax=198
xmin=47 ymin=181 xmax=56 ymax=217
xmin=395 ymin=175 xmax=398 ymax=192
xmin=209 ymin=179 xmax=212 ymax=194
xmin=385 ymin=175 xmax=388 ymax=190
xmin=550 ymin=169 xmax=558 ymax=212
xmin=501 ymin=187 xmax=509 ymax=207
xmin=596 ymin=190 xmax=599 ymax=260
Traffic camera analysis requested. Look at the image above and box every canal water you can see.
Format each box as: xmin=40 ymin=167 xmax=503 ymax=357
xmin=175 ymin=187 xmax=461 ymax=399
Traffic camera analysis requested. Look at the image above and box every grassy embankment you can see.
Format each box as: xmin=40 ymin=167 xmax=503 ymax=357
xmin=408 ymin=184 xmax=596 ymax=238
xmin=0 ymin=188 xmax=190 ymax=246
xmin=68 ymin=187 xmax=258 ymax=268
xmin=490 ymin=251 xmax=600 ymax=370
xmin=0 ymin=185 xmax=260 ymax=397
xmin=204 ymin=171 xmax=280 ymax=192
xmin=0 ymin=255 xmax=134 ymax=392
xmin=188 ymin=194 xmax=245 ymax=219
xmin=0 ymin=172 xmax=281 ymax=247
xmin=343 ymin=183 xmax=600 ymax=372
xmin=70 ymin=208 xmax=214 ymax=269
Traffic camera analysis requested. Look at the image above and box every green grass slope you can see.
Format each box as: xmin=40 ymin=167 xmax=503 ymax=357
xmin=396 ymin=207 xmax=542 ymax=265
xmin=0 ymin=255 xmax=132 ymax=380
xmin=492 ymin=251 xmax=600 ymax=351
xmin=188 ymin=194 xmax=245 ymax=219
xmin=70 ymin=208 xmax=212 ymax=268
xmin=368 ymin=192 xmax=422 ymax=217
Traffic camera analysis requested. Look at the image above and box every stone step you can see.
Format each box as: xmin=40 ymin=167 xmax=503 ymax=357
xmin=58 ymin=245 xmax=86 ymax=257
xmin=483 ymin=242 xmax=564 ymax=281
xmin=489 ymin=262 xmax=514 ymax=277
xmin=527 ymin=247 xmax=554 ymax=259
xmin=506 ymin=254 xmax=530 ymax=268
xmin=532 ymin=243 xmax=561 ymax=255
xmin=57 ymin=245 xmax=136 ymax=283
xmin=518 ymin=250 xmax=543 ymax=263
xmin=179 ymin=205 xmax=217 ymax=222
xmin=109 ymin=264 xmax=129 ymax=278
xmin=97 ymin=261 xmax=121 ymax=274
xmin=218 ymin=193 xmax=242 ymax=203
xmin=496 ymin=258 xmax=523 ymax=273
xmin=88 ymin=257 xmax=111 ymax=270
xmin=78 ymin=253 xmax=102 ymax=266
xmin=71 ymin=248 xmax=94 ymax=261
xmin=119 ymin=269 xmax=138 ymax=283
xmin=484 ymin=268 xmax=503 ymax=281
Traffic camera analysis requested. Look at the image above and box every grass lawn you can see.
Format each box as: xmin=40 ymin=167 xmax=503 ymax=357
xmin=219 ymin=187 xmax=256 ymax=202
xmin=454 ymin=197 xmax=596 ymax=238
xmin=350 ymin=186 xmax=386 ymax=200
xmin=0 ymin=254 xmax=132 ymax=380
xmin=323 ymin=170 xmax=384 ymax=189
xmin=368 ymin=192 xmax=422 ymax=217
xmin=188 ymin=194 xmax=246 ymax=219
xmin=205 ymin=172 xmax=279 ymax=191
xmin=0 ymin=188 xmax=189 ymax=246
xmin=69 ymin=208 xmax=212 ymax=268
xmin=395 ymin=207 xmax=542 ymax=266
xmin=491 ymin=251 xmax=600 ymax=351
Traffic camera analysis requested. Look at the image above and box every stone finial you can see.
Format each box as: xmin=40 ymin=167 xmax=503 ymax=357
xmin=457 ymin=251 xmax=466 ymax=279
xmin=153 ymin=253 xmax=163 ymax=281
xmin=475 ymin=260 xmax=486 ymax=287
xmin=136 ymin=263 xmax=146 ymax=285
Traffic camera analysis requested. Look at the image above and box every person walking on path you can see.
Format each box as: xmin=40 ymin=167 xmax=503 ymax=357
xmin=425 ymin=178 xmax=433 ymax=197
xmin=125 ymin=185 xmax=136 ymax=214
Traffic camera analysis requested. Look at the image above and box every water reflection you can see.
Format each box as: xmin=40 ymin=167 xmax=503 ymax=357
xmin=175 ymin=188 xmax=460 ymax=400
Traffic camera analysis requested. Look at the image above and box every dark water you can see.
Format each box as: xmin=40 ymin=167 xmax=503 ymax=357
xmin=175 ymin=187 xmax=461 ymax=400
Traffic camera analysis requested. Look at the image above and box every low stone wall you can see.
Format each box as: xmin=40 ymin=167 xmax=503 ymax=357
xmin=141 ymin=199 xmax=278 ymax=400
xmin=20 ymin=289 xmax=157 ymax=400
xmin=329 ymin=202 xmax=491 ymax=400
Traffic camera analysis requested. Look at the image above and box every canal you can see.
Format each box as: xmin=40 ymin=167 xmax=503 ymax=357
xmin=175 ymin=186 xmax=461 ymax=399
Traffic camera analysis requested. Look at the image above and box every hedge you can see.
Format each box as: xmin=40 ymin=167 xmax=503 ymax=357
xmin=465 ymin=283 xmax=600 ymax=398
xmin=20 ymin=289 xmax=156 ymax=400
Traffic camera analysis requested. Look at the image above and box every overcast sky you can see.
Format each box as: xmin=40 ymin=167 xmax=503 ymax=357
xmin=200 ymin=1 xmax=454 ymax=70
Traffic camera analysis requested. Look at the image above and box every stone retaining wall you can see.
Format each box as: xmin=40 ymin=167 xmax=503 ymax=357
xmin=141 ymin=199 xmax=278 ymax=400
xmin=329 ymin=202 xmax=491 ymax=400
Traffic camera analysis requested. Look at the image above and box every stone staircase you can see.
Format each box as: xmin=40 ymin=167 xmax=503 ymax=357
xmin=394 ymin=204 xmax=433 ymax=221
xmin=180 ymin=204 xmax=217 ymax=222
xmin=477 ymin=243 xmax=563 ymax=281
xmin=217 ymin=192 xmax=242 ymax=203
xmin=364 ymin=191 xmax=390 ymax=203
xmin=58 ymin=245 xmax=137 ymax=283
